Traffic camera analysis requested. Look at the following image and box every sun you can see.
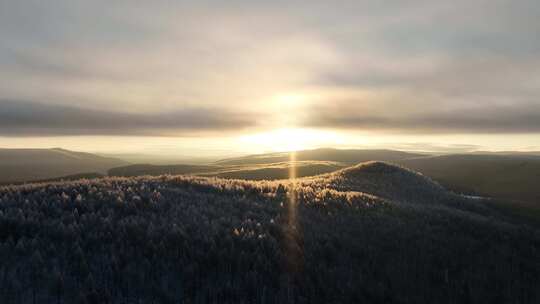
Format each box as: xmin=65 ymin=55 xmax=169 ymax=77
xmin=239 ymin=128 xmax=344 ymax=152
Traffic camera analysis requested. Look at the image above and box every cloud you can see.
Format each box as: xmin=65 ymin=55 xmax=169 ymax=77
xmin=0 ymin=100 xmax=255 ymax=136
xmin=305 ymin=102 xmax=540 ymax=134
xmin=0 ymin=0 xmax=539 ymax=139
xmin=0 ymin=1 xmax=338 ymax=114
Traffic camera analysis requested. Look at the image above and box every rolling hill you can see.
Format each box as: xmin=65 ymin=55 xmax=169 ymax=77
xmin=214 ymin=149 xmax=540 ymax=221
xmin=105 ymin=149 xmax=540 ymax=221
xmin=395 ymin=154 xmax=540 ymax=222
xmin=107 ymin=148 xmax=423 ymax=181
xmin=0 ymin=162 xmax=538 ymax=303
xmin=212 ymin=161 xmax=345 ymax=180
xmin=397 ymin=154 xmax=540 ymax=203
xmin=108 ymin=163 xmax=218 ymax=177
xmin=326 ymin=161 xmax=446 ymax=203
xmin=215 ymin=148 xmax=423 ymax=166
xmin=0 ymin=148 xmax=128 ymax=184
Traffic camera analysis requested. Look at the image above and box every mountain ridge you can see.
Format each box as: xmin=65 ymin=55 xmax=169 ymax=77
xmin=0 ymin=148 xmax=128 ymax=183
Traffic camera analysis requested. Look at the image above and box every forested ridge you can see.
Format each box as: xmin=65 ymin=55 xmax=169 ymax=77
xmin=0 ymin=162 xmax=538 ymax=303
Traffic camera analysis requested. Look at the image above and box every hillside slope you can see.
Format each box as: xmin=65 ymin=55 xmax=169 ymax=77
xmin=215 ymin=148 xmax=422 ymax=166
xmin=212 ymin=161 xmax=344 ymax=180
xmin=324 ymin=162 xmax=445 ymax=202
xmin=105 ymin=149 xmax=540 ymax=222
xmin=108 ymin=163 xmax=218 ymax=177
xmin=108 ymin=160 xmax=346 ymax=181
xmin=107 ymin=149 xmax=422 ymax=181
xmin=0 ymin=163 xmax=538 ymax=303
xmin=210 ymin=150 xmax=540 ymax=220
xmin=397 ymin=154 xmax=540 ymax=203
xmin=396 ymin=154 xmax=540 ymax=220
xmin=0 ymin=148 xmax=127 ymax=183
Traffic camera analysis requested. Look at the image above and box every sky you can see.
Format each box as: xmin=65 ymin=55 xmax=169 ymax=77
xmin=1 ymin=0 xmax=539 ymax=157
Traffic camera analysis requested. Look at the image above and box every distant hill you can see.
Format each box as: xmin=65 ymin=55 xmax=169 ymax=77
xmin=470 ymin=151 xmax=540 ymax=158
xmin=209 ymin=149 xmax=540 ymax=222
xmin=107 ymin=148 xmax=423 ymax=180
xmin=108 ymin=160 xmax=346 ymax=181
xmin=212 ymin=149 xmax=540 ymax=219
xmin=213 ymin=161 xmax=345 ymax=180
xmin=0 ymin=148 xmax=127 ymax=184
xmin=32 ymin=172 xmax=105 ymax=183
xmin=109 ymin=148 xmax=540 ymax=202
xmin=80 ymin=148 xmax=540 ymax=221
xmin=395 ymin=154 xmax=540 ymax=221
xmin=397 ymin=154 xmax=540 ymax=204
xmin=108 ymin=163 xmax=219 ymax=177
xmin=215 ymin=148 xmax=423 ymax=166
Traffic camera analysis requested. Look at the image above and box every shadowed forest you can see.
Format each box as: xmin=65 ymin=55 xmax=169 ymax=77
xmin=0 ymin=162 xmax=538 ymax=303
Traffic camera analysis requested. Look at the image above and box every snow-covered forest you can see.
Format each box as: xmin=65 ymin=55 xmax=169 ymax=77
xmin=0 ymin=162 xmax=538 ymax=303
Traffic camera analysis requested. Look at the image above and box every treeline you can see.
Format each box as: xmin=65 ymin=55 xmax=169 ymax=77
xmin=0 ymin=172 xmax=538 ymax=303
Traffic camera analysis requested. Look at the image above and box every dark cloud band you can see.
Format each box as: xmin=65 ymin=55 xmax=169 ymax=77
xmin=305 ymin=103 xmax=540 ymax=134
xmin=0 ymin=100 xmax=255 ymax=136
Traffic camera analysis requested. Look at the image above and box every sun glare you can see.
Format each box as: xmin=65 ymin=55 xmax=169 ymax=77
xmin=239 ymin=128 xmax=344 ymax=152
xmin=274 ymin=93 xmax=307 ymax=106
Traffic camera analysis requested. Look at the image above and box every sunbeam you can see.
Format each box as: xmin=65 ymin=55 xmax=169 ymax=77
xmin=281 ymin=149 xmax=304 ymax=300
xmin=288 ymin=150 xmax=297 ymax=230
